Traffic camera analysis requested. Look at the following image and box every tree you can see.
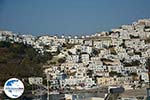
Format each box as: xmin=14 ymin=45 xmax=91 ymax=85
xmin=68 ymin=51 xmax=72 ymax=55
xmin=123 ymin=60 xmax=141 ymax=67
xmin=129 ymin=34 xmax=139 ymax=39
xmin=87 ymin=70 xmax=93 ymax=78
xmin=58 ymin=57 xmax=66 ymax=64
xmin=0 ymin=41 xmax=11 ymax=48
xmin=110 ymin=48 xmax=117 ymax=55
xmin=109 ymin=71 xmax=123 ymax=77
xmin=92 ymin=48 xmax=100 ymax=56
xmin=145 ymin=37 xmax=150 ymax=44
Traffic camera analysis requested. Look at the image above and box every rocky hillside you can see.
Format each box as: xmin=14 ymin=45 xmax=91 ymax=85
xmin=0 ymin=41 xmax=52 ymax=86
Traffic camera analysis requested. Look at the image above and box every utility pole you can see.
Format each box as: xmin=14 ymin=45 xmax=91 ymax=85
xmin=146 ymin=58 xmax=150 ymax=99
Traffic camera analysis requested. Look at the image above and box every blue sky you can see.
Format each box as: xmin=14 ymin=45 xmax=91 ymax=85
xmin=0 ymin=0 xmax=150 ymax=36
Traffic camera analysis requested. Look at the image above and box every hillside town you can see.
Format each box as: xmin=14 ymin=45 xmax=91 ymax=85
xmin=1 ymin=19 xmax=150 ymax=100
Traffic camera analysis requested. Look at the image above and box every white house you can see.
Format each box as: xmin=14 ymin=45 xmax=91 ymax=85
xmin=84 ymin=40 xmax=93 ymax=46
xmin=93 ymin=41 xmax=103 ymax=49
xmin=81 ymin=54 xmax=90 ymax=64
xmin=140 ymin=72 xmax=149 ymax=83
xmin=28 ymin=77 xmax=43 ymax=85
xmin=81 ymin=46 xmax=92 ymax=54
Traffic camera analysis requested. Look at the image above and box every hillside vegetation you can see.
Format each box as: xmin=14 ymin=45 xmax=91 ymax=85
xmin=0 ymin=41 xmax=52 ymax=86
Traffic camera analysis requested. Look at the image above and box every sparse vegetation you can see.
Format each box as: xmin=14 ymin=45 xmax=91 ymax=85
xmin=123 ymin=60 xmax=141 ymax=67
